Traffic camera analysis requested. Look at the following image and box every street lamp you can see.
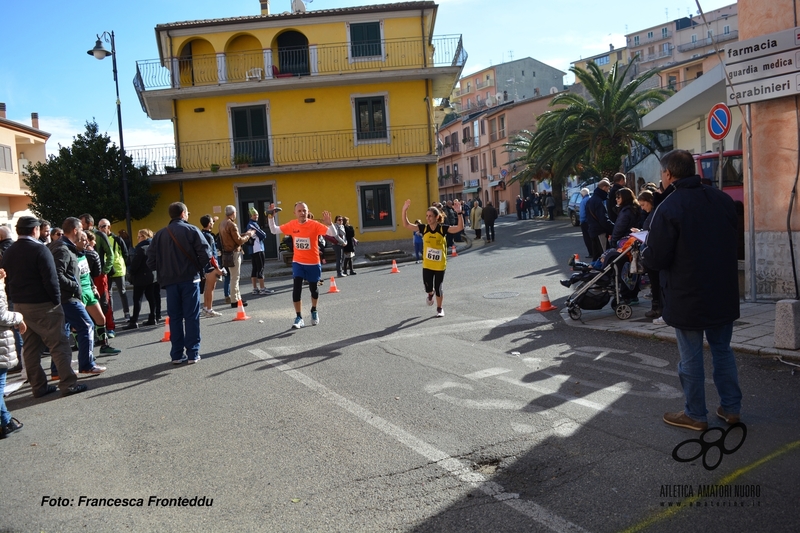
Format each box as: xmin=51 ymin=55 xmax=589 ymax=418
xmin=87 ymin=31 xmax=132 ymax=241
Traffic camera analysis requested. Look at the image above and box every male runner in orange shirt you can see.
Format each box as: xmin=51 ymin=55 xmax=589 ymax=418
xmin=267 ymin=202 xmax=338 ymax=328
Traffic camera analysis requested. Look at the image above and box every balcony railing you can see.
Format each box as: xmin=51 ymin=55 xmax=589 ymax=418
xmin=476 ymin=78 xmax=494 ymax=89
xmin=135 ymin=35 xmax=466 ymax=91
xmin=437 ymin=143 xmax=461 ymax=156
xmin=127 ymin=125 xmax=433 ymax=174
xmin=677 ymin=30 xmax=739 ymax=53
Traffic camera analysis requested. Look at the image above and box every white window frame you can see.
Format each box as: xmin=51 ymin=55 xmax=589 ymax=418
xmin=355 ymin=179 xmax=395 ymax=233
xmin=345 ymin=20 xmax=385 ymax=64
xmin=350 ymin=91 xmax=390 ymax=146
xmin=0 ymin=145 xmax=12 ymax=173
xmin=724 ymin=25 xmax=730 ymax=35
xmin=634 ymin=36 xmax=640 ymax=46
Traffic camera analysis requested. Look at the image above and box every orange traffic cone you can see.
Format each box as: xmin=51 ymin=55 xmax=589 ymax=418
xmin=328 ymin=277 xmax=340 ymax=294
xmin=390 ymin=260 xmax=400 ymax=274
xmin=232 ymin=299 xmax=251 ymax=321
xmin=535 ymin=286 xmax=558 ymax=312
xmin=160 ymin=317 xmax=171 ymax=342
xmin=451 ymin=245 xmax=458 ymax=257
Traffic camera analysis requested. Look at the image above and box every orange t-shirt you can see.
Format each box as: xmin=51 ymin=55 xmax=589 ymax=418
xmin=280 ymin=219 xmax=330 ymax=264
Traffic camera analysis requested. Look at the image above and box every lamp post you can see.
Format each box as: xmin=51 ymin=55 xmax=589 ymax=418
xmin=87 ymin=31 xmax=132 ymax=241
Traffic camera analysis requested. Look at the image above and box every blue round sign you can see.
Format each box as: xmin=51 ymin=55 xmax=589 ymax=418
xmin=707 ymin=103 xmax=732 ymax=141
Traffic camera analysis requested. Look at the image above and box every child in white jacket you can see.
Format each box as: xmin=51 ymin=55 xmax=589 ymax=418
xmin=0 ymin=270 xmax=26 ymax=439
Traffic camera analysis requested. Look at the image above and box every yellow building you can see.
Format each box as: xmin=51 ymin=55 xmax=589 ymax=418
xmin=0 ymin=104 xmax=49 ymax=225
xmin=131 ymin=0 xmax=465 ymax=258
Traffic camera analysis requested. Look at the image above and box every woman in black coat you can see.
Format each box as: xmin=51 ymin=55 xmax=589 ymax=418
xmin=610 ymin=188 xmax=642 ymax=247
xmin=124 ymin=229 xmax=160 ymax=329
xmin=341 ymin=216 xmax=358 ymax=275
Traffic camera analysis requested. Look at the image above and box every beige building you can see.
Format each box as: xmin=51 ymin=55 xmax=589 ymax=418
xmin=571 ymin=44 xmax=629 ymax=75
xmin=437 ymin=93 xmax=563 ymax=213
xmin=449 ymin=58 xmax=565 ymax=116
xmin=0 ymin=103 xmax=48 ymax=225
xmin=626 ymin=3 xmax=738 ymax=90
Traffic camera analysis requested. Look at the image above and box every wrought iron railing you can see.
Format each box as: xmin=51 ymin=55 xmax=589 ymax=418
xmin=134 ymin=35 xmax=466 ymax=91
xmin=127 ymin=125 xmax=434 ymax=174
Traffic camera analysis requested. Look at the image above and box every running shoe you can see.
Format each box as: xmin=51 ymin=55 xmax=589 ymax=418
xmin=426 ymin=293 xmax=434 ymax=306
xmin=260 ymin=288 xmax=275 ymax=294
xmin=293 ymin=316 xmax=305 ymax=329
xmin=188 ymin=356 xmax=201 ymax=365
xmin=436 ymin=308 xmax=445 ymax=317
xmin=205 ymin=309 xmax=222 ymax=318
xmin=252 ymin=289 xmax=261 ymax=295
xmin=311 ymin=310 xmax=319 ymax=326
xmin=99 ymin=345 xmax=121 ymax=355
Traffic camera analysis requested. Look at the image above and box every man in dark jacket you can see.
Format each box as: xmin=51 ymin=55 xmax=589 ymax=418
xmin=147 ymin=202 xmax=212 ymax=364
xmin=482 ymin=201 xmax=498 ymax=243
xmin=607 ymin=172 xmax=626 ymax=223
xmin=643 ymin=149 xmax=741 ymax=431
xmin=585 ymin=179 xmax=615 ymax=260
xmin=2 ymin=217 xmax=85 ymax=398
xmin=51 ymin=218 xmax=106 ymax=376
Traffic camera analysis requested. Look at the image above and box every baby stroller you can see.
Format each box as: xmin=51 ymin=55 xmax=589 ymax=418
xmin=562 ymin=237 xmax=643 ymax=321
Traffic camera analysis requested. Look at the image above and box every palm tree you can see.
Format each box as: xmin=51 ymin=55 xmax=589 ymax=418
xmin=507 ymin=60 xmax=670 ymax=210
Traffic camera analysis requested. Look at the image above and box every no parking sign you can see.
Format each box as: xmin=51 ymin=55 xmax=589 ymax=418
xmin=707 ymin=103 xmax=732 ymax=141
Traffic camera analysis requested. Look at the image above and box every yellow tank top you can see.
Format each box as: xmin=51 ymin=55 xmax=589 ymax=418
xmin=420 ymin=224 xmax=449 ymax=271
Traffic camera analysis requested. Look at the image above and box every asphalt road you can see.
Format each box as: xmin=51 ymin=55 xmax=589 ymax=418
xmin=2 ymin=217 xmax=798 ymax=533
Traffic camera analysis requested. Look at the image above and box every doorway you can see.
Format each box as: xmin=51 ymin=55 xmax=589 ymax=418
xmin=238 ymin=185 xmax=277 ymax=260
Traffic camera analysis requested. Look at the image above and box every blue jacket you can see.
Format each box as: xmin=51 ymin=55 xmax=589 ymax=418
xmin=586 ymin=188 xmax=614 ymax=238
xmin=642 ymin=175 xmax=739 ymax=330
xmin=146 ymin=219 xmax=211 ymax=288
xmin=579 ymin=194 xmax=590 ymax=224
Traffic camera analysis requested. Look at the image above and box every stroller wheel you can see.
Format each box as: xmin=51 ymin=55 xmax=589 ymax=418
xmin=568 ymin=306 xmax=582 ymax=320
xmin=615 ymin=304 xmax=633 ymax=320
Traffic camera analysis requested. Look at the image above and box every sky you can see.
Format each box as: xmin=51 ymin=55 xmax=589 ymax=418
xmin=1 ymin=0 xmax=735 ymax=152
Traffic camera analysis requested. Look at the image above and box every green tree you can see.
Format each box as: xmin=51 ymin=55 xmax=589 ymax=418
xmin=507 ymin=61 xmax=670 ymax=210
xmin=24 ymin=121 xmax=159 ymax=226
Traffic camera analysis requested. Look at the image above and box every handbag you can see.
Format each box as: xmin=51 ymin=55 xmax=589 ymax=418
xmin=221 ymin=250 xmax=235 ymax=268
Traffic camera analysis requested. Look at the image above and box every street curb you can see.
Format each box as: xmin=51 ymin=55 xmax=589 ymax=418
xmin=559 ymin=308 xmax=800 ymax=362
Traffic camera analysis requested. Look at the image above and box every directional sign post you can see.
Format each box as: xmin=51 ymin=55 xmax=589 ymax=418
xmin=707 ymin=103 xmax=732 ymax=190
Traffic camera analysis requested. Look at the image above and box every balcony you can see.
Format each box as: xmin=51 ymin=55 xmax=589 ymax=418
xmin=437 ymin=142 xmax=461 ymax=156
xmin=135 ymin=35 xmax=467 ymax=119
xmin=127 ymin=125 xmax=434 ymax=178
xmin=677 ymin=30 xmax=739 ymax=53
xmin=476 ymin=78 xmax=494 ymax=89
xmin=644 ymin=47 xmax=674 ymax=62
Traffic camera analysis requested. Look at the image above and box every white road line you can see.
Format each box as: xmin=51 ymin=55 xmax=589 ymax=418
xmin=497 ymin=375 xmax=628 ymax=415
xmin=464 ymin=368 xmax=513 ymax=380
xmin=249 ymin=348 xmax=590 ymax=533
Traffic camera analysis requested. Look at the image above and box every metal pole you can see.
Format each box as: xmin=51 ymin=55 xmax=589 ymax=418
xmin=110 ymin=31 xmax=133 ymax=241
xmin=746 ymin=104 xmax=756 ymax=301
xmin=718 ymin=137 xmax=724 ymax=191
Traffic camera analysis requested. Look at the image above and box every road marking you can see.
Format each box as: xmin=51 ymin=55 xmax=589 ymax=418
xmin=464 ymin=368 xmax=513 ymax=380
xmin=497 ymin=375 xmax=628 ymax=415
xmin=425 ymin=381 xmax=527 ymax=410
xmin=250 ymin=348 xmax=589 ymax=533
xmin=570 ymin=363 xmax=682 ymax=399
xmin=573 ymin=346 xmax=669 ymax=367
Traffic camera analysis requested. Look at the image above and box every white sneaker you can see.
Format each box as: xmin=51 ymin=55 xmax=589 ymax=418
xmin=293 ymin=316 xmax=305 ymax=329
xmin=436 ymin=308 xmax=445 ymax=317
xmin=200 ymin=309 xmax=210 ymax=318
xmin=252 ymin=289 xmax=260 ymax=295
xmin=206 ymin=309 xmax=222 ymax=318
xmin=653 ymin=316 xmax=665 ymax=325
xmin=311 ymin=310 xmax=319 ymax=326
xmin=426 ymin=293 xmax=434 ymax=306
xmin=260 ymin=288 xmax=275 ymax=294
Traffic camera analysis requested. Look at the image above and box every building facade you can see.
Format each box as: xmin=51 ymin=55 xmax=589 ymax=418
xmin=437 ymin=93 xmax=563 ymax=213
xmin=0 ymin=104 xmax=49 ymax=225
xmin=449 ymin=58 xmax=565 ymax=115
xmin=129 ymin=1 xmax=465 ymax=256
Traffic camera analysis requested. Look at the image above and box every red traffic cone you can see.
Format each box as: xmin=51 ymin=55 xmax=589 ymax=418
xmin=535 ymin=286 xmax=558 ymax=312
xmin=160 ymin=317 xmax=171 ymax=342
xmin=390 ymin=260 xmax=400 ymax=273
xmin=451 ymin=245 xmax=458 ymax=257
xmin=328 ymin=277 xmax=340 ymax=294
xmin=232 ymin=299 xmax=251 ymax=321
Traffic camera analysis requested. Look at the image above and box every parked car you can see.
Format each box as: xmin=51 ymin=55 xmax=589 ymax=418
xmin=567 ymin=191 xmax=583 ymax=227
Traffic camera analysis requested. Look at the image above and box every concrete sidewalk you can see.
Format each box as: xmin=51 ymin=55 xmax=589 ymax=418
xmin=558 ymin=299 xmax=800 ymax=361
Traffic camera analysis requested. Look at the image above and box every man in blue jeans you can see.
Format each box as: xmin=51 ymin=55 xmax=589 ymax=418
xmin=643 ymin=149 xmax=741 ymax=431
xmin=50 ymin=217 xmax=106 ymax=376
xmin=147 ymin=202 xmax=211 ymax=364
